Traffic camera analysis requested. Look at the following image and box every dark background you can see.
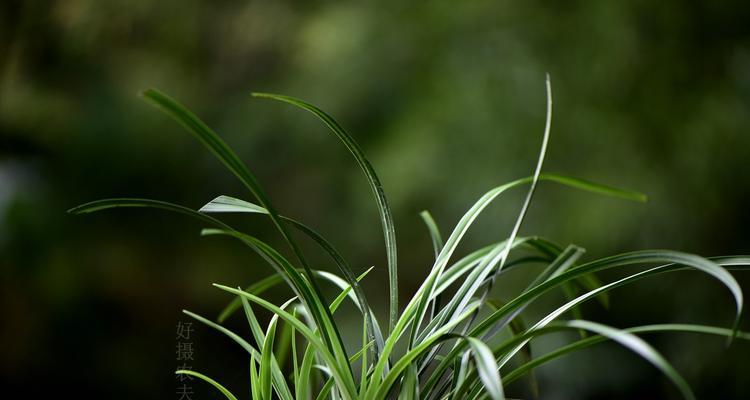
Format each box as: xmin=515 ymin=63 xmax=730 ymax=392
xmin=2 ymin=1 xmax=750 ymax=398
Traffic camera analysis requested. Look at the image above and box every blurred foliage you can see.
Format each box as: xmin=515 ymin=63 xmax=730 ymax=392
xmin=1 ymin=0 xmax=750 ymax=398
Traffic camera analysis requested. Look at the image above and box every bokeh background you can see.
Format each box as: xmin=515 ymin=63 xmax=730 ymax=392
xmin=2 ymin=1 xmax=750 ymax=398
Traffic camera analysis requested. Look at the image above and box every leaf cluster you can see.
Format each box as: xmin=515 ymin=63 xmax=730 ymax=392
xmin=70 ymin=78 xmax=748 ymax=400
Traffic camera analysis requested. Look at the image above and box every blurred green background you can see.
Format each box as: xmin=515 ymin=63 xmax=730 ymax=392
xmin=2 ymin=1 xmax=750 ymax=398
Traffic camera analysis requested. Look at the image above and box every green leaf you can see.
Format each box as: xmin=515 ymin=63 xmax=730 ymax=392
xmin=419 ymin=210 xmax=444 ymax=260
xmin=214 ymin=284 xmax=359 ymax=400
xmin=250 ymin=354 xmax=261 ymax=400
xmin=405 ymin=167 xmax=645 ymax=352
xmin=182 ymin=308 xmax=294 ymax=400
xmin=360 ymin=316 xmax=369 ymax=397
xmin=562 ymin=320 xmax=695 ymax=400
xmin=295 ymin=269 xmax=373 ymax=400
xmin=421 ymin=209 xmax=445 ymax=322
xmin=414 ymin=237 xmax=540 ymax=373
xmin=201 ymin=195 xmax=385 ymax=358
xmin=505 ymin=323 xmax=750 ymax=386
xmin=488 ymin=300 xmax=538 ymax=399
xmin=478 ymin=251 xmax=744 ymax=344
xmin=252 ymin=92 xmax=399 ymax=333
xmin=175 ymin=370 xmax=239 ymax=400
xmin=260 ymin=314 xmax=279 ymax=400
xmin=139 ymin=90 xmax=352 ymax=371
xmin=68 ymin=197 xmax=350 ymax=363
xmin=275 ymin=309 xmax=295 ymax=371
xmin=575 ymin=272 xmax=610 ymax=309
xmin=199 ymin=195 xmax=267 ymax=213
xmin=538 ymin=173 xmax=647 ymax=203
xmin=465 ymin=337 xmax=505 ymax=400
xmin=369 ymin=303 xmax=481 ymax=400
xmin=425 ymin=254 xmax=748 ymax=395
xmin=477 ymin=74 xmax=554 ymax=309
xmin=219 ymin=268 xmax=363 ymax=324
xmin=405 ymin=177 xmax=539 ymax=353
xmin=203 ymin=228 xmax=356 ymax=389
xmin=241 ymin=288 xmax=275 ymax=346
xmin=139 ymin=89 xmax=305 ymax=268
xmin=68 ymin=198 xmax=231 ymax=229
xmin=183 ymin=309 xmax=255 ymax=354
xmin=290 ymin=308 xmax=299 ymax=399
xmin=458 ymin=320 xmax=696 ymax=400
xmin=315 ymin=376 xmax=337 ymax=400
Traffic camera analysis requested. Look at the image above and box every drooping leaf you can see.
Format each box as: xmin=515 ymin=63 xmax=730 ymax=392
xmin=466 ymin=337 xmax=505 ymax=400
xmin=140 ymin=90 xmax=352 ymax=370
xmin=175 ymin=370 xmax=239 ymax=400
xmin=504 ymin=323 xmax=750 ymax=386
xmin=201 ymin=195 xmax=385 ymax=358
xmin=560 ymin=320 xmax=695 ymax=400
xmin=424 ymin=254 xmax=748 ymax=395
xmin=252 ymin=92 xmax=400 ymax=333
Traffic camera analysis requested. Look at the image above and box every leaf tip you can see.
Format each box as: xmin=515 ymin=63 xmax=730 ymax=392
xmin=213 ymin=283 xmax=233 ymax=292
xmin=138 ymin=88 xmax=155 ymax=100
xmin=200 ymin=228 xmax=219 ymax=237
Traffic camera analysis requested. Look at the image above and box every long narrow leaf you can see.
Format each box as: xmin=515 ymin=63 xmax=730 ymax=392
xmin=420 ymin=210 xmax=444 ymax=260
xmin=560 ymin=320 xmax=695 ymax=400
xmin=465 ymin=337 xmax=505 ymax=400
xmin=369 ymin=304 xmax=481 ymax=400
xmin=203 ymin=229 xmax=356 ymax=390
xmin=424 ymin=254 xmax=747 ymax=394
xmin=140 ymin=90 xmax=353 ymax=371
xmin=175 ymin=370 xmax=239 ymax=400
xmin=182 ymin=308 xmax=294 ymax=400
xmin=260 ymin=314 xmax=280 ymax=400
xmin=214 ymin=284 xmax=359 ymax=400
xmin=505 ymin=323 xmax=750 ymax=386
xmin=479 ymin=73 xmax=554 ymax=305
xmin=201 ymin=195 xmax=385 ymax=358
xmin=406 ymin=168 xmax=646 ymax=351
xmin=251 ymin=92 xmax=400 ymax=332
xmin=140 ymin=89 xmax=307 ymax=271
xmin=458 ymin=320 xmax=695 ymax=400
xmin=250 ymin=354 xmax=261 ymax=400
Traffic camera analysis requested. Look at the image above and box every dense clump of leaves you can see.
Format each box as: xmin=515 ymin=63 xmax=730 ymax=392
xmin=71 ymin=77 xmax=749 ymax=400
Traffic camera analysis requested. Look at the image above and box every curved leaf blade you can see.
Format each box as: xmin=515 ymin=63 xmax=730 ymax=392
xmin=505 ymin=323 xmax=750 ymax=386
xmin=201 ymin=195 xmax=385 ymax=357
xmin=175 ymin=370 xmax=239 ymax=400
xmin=466 ymin=337 xmax=505 ymax=400
xmin=252 ymin=92 xmax=399 ymax=332
xmin=564 ymin=320 xmax=695 ymax=400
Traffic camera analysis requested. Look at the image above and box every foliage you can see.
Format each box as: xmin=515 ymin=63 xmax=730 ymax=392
xmin=70 ymin=78 xmax=749 ymax=400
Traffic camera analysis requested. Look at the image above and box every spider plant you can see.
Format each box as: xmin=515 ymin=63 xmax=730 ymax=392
xmin=70 ymin=76 xmax=749 ymax=400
